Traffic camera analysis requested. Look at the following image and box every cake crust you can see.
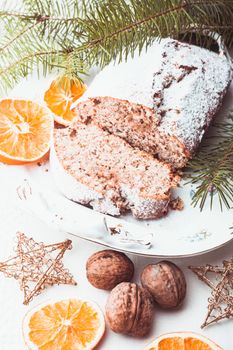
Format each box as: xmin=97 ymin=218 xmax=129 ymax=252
xmin=152 ymin=39 xmax=232 ymax=157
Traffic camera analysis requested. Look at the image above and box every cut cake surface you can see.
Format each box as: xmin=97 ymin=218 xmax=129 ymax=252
xmin=74 ymin=96 xmax=188 ymax=169
xmin=53 ymin=120 xmax=179 ymax=219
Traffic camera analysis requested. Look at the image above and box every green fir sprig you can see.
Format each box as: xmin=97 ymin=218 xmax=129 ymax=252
xmin=186 ymin=115 xmax=233 ymax=211
xmin=0 ymin=0 xmax=233 ymax=93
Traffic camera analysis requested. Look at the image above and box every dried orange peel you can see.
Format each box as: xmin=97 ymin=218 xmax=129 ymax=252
xmin=23 ymin=298 xmax=105 ymax=350
xmin=144 ymin=332 xmax=223 ymax=350
xmin=44 ymin=77 xmax=86 ymax=126
xmin=0 ymin=99 xmax=53 ymax=165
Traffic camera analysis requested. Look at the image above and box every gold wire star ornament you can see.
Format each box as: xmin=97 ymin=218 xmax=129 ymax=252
xmin=0 ymin=232 xmax=77 ymax=305
xmin=189 ymin=259 xmax=233 ymax=328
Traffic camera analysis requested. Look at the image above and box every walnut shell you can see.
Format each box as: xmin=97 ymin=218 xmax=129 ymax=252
xmin=86 ymin=250 xmax=134 ymax=290
xmin=141 ymin=261 xmax=186 ymax=309
xmin=105 ymin=282 xmax=154 ymax=337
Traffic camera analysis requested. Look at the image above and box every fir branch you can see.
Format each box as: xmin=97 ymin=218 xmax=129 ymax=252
xmin=0 ymin=11 xmax=80 ymax=22
xmin=0 ymin=48 xmax=69 ymax=91
xmin=60 ymin=0 xmax=233 ymax=72
xmin=0 ymin=11 xmax=36 ymax=20
xmin=186 ymin=116 xmax=233 ymax=211
xmin=0 ymin=0 xmax=233 ymax=94
xmin=0 ymin=22 xmax=38 ymax=52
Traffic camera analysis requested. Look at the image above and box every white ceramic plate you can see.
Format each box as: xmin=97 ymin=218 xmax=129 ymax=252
xmin=3 ymin=39 xmax=233 ymax=258
xmin=2 ymin=161 xmax=233 ymax=258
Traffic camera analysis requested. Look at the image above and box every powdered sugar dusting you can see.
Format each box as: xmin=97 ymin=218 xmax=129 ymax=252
xmin=153 ymin=40 xmax=232 ymax=152
xmin=75 ymin=39 xmax=166 ymax=108
xmin=120 ymin=185 xmax=170 ymax=219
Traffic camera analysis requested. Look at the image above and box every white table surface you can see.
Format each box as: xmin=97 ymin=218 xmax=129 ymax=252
xmin=0 ymin=171 xmax=232 ymax=350
xmin=0 ymin=48 xmax=233 ymax=350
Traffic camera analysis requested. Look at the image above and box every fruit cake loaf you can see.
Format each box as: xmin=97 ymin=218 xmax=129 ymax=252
xmin=74 ymin=39 xmax=232 ymax=168
xmin=52 ymin=120 xmax=179 ymax=219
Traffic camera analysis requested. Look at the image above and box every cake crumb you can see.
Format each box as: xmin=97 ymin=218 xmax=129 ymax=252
xmin=169 ymin=197 xmax=184 ymax=211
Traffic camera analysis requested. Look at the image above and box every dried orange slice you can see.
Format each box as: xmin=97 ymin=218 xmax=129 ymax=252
xmin=0 ymin=99 xmax=53 ymax=164
xmin=44 ymin=77 xmax=86 ymax=125
xmin=23 ymin=299 xmax=105 ymax=350
xmin=144 ymin=332 xmax=223 ymax=350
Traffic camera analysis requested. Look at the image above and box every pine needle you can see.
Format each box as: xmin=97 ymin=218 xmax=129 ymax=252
xmin=185 ymin=115 xmax=233 ymax=211
xmin=0 ymin=0 xmax=233 ymax=93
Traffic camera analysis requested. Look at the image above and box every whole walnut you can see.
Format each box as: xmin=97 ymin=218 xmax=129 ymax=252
xmin=105 ymin=282 xmax=154 ymax=337
xmin=86 ymin=250 xmax=134 ymax=290
xmin=141 ymin=261 xmax=186 ymax=309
